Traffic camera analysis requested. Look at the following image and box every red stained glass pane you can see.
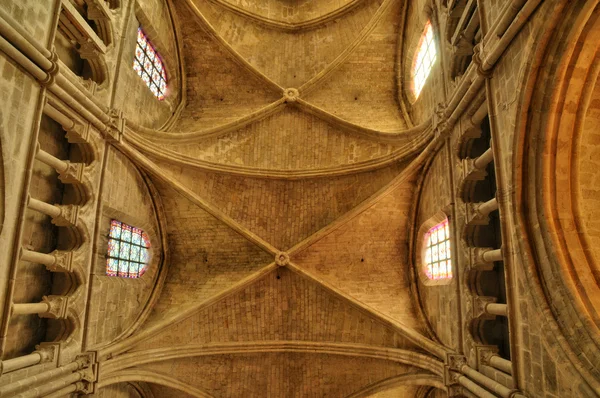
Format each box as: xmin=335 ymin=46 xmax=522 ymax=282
xmin=133 ymin=27 xmax=168 ymax=99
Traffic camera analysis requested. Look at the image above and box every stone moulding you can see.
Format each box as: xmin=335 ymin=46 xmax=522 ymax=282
xmin=99 ymin=342 xmax=445 ymax=376
xmin=515 ymin=0 xmax=600 ymax=392
xmin=203 ymin=0 xmax=366 ymax=32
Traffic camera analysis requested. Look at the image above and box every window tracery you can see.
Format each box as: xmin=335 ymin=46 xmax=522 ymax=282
xmin=413 ymin=21 xmax=437 ymax=98
xmin=106 ymin=220 xmax=150 ymax=278
xmin=133 ymin=27 xmax=167 ymax=100
xmin=424 ymin=218 xmax=452 ymax=280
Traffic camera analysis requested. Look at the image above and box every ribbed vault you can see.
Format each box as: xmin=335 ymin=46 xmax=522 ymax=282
xmin=113 ymin=0 xmax=444 ymax=395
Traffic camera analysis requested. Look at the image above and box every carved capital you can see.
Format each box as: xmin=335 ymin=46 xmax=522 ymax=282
xmin=473 ymin=295 xmax=497 ymax=319
xmin=65 ymin=122 xmax=90 ymax=143
xmin=76 ymin=352 xmax=96 ymax=369
xmin=275 ymin=252 xmax=290 ymax=267
xmin=35 ymin=342 xmax=61 ymax=363
xmin=453 ymin=35 xmax=474 ymax=56
xmin=466 ymin=202 xmax=490 ymax=226
xmin=40 ymin=295 xmax=69 ymax=319
xmin=461 ymin=158 xmax=488 ymax=181
xmin=446 ymin=354 xmax=467 ymax=371
xmin=444 ymin=354 xmax=467 ymax=389
xmin=47 ymin=250 xmax=74 ymax=273
xmin=475 ymin=345 xmax=498 ymax=369
xmin=469 ymin=247 xmax=496 ymax=270
xmin=58 ymin=161 xmax=84 ymax=185
xmin=51 ymin=204 xmax=78 ymax=227
xmin=75 ymin=352 xmax=98 ymax=394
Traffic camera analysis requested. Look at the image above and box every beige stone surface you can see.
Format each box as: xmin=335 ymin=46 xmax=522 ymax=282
xmin=2 ymin=0 xmax=600 ymax=397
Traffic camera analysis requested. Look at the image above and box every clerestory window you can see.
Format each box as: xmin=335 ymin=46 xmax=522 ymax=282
xmin=423 ymin=218 xmax=452 ymax=280
xmin=413 ymin=21 xmax=437 ymax=98
xmin=133 ymin=27 xmax=167 ymax=100
xmin=106 ymin=220 xmax=150 ymax=278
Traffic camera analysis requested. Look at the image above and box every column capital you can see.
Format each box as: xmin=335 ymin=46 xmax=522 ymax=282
xmin=47 ymin=250 xmax=74 ymax=273
xmin=473 ymin=295 xmax=497 ymax=319
xmin=58 ymin=162 xmax=84 ymax=185
xmin=40 ymin=295 xmax=69 ymax=319
xmin=51 ymin=204 xmax=78 ymax=227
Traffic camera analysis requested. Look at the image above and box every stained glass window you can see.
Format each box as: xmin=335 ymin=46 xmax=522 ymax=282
xmin=133 ymin=27 xmax=167 ymax=100
xmin=424 ymin=218 xmax=452 ymax=280
xmin=106 ymin=220 xmax=150 ymax=278
xmin=413 ymin=21 xmax=437 ymax=98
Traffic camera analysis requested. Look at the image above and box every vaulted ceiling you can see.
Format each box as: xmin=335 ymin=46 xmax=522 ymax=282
xmin=113 ymin=0 xmax=445 ymax=396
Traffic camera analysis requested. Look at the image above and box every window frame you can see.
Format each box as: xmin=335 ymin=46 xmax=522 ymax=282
xmin=411 ymin=21 xmax=437 ymax=99
xmin=133 ymin=26 xmax=168 ymax=100
xmin=416 ymin=211 xmax=453 ymax=286
xmin=106 ymin=219 xmax=151 ymax=278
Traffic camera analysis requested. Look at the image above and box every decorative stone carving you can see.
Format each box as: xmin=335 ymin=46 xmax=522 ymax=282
xmin=47 ymin=250 xmax=74 ymax=273
xmin=283 ymin=88 xmax=299 ymax=103
xmin=65 ymin=122 xmax=90 ymax=143
xmin=475 ymin=344 xmax=498 ymax=369
xmin=469 ymin=247 xmax=496 ymax=271
xmin=40 ymin=295 xmax=69 ymax=319
xmin=473 ymin=295 xmax=497 ymax=319
xmin=275 ymin=252 xmax=290 ymax=267
xmin=51 ymin=204 xmax=78 ymax=227
xmin=466 ymin=202 xmax=491 ymax=226
xmin=446 ymin=354 xmax=467 ymax=371
xmin=35 ymin=342 xmax=60 ymax=364
xmin=58 ymin=161 xmax=84 ymax=185
xmin=105 ymin=108 xmax=125 ymax=142
xmin=76 ymin=352 xmax=98 ymax=394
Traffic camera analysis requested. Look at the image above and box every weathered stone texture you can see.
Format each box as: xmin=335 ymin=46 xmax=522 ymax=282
xmin=153 ymin=159 xmax=406 ymax=250
xmin=304 ymin=0 xmax=409 ymax=131
xmin=85 ymin=148 xmax=161 ymax=349
xmin=415 ymin=149 xmax=460 ymax=350
xmin=135 ymin=268 xmax=412 ymax=350
xmin=293 ymin=173 xmax=421 ymax=325
xmin=163 ymin=106 xmax=402 ymax=171
xmin=140 ymin=353 xmax=413 ymax=397
xmin=193 ymin=0 xmax=383 ymax=89
xmin=172 ymin=1 xmax=281 ymax=133
xmin=145 ymin=181 xmax=272 ymax=324
xmin=114 ymin=0 xmax=180 ymax=130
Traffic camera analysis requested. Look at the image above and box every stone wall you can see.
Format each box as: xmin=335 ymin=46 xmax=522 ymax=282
xmin=85 ymin=147 xmax=161 ymax=349
xmin=415 ymin=146 xmax=460 ymax=351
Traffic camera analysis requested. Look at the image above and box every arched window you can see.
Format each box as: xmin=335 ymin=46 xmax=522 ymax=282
xmin=106 ymin=220 xmax=150 ymax=278
xmin=423 ymin=218 xmax=452 ymax=280
xmin=413 ymin=21 xmax=437 ymax=98
xmin=133 ymin=27 xmax=167 ymax=100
